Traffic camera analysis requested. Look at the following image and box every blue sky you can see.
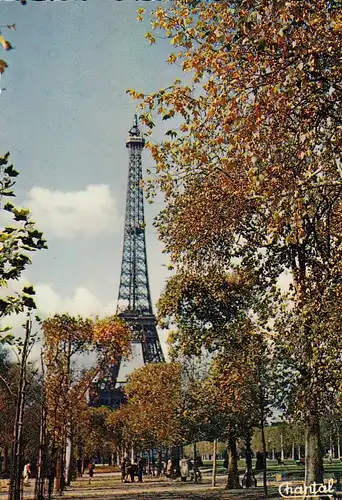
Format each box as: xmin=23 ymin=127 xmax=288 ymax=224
xmin=0 ymin=0 xmax=179 ymax=361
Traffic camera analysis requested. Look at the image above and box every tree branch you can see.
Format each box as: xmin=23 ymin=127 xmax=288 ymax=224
xmin=0 ymin=373 xmax=16 ymax=396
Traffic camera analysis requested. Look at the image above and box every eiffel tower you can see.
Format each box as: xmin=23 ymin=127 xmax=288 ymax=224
xmin=90 ymin=115 xmax=165 ymax=408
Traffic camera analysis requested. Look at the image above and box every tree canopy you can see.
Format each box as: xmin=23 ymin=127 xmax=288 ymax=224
xmin=131 ymin=0 xmax=342 ymax=485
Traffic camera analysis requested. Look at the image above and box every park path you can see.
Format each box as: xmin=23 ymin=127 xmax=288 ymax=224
xmin=0 ymin=475 xmax=278 ymax=500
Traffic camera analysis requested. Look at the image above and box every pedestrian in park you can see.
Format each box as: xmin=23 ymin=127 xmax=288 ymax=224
xmin=180 ymin=456 xmax=189 ymax=482
xmin=88 ymin=461 xmax=95 ymax=484
xmin=166 ymin=458 xmax=173 ymax=479
xmin=137 ymin=456 xmax=144 ymax=483
xmin=23 ymin=462 xmax=31 ymax=486
xmin=127 ymin=460 xmax=136 ymax=483
xmin=121 ymin=459 xmax=127 ymax=483
xmin=255 ymin=450 xmax=264 ymax=473
xmin=151 ymin=455 xmax=156 ymax=477
xmin=142 ymin=456 xmax=147 ymax=474
xmin=124 ymin=458 xmax=131 ymax=482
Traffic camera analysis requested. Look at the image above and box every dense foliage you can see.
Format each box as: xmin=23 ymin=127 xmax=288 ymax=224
xmin=130 ymin=0 xmax=342 ymax=486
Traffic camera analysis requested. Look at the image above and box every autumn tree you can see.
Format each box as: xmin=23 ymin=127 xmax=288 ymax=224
xmin=81 ymin=406 xmax=113 ymax=464
xmin=124 ymin=362 xmax=185 ymax=467
xmin=117 ymin=359 xmax=249 ymax=483
xmin=210 ymin=324 xmax=272 ymax=492
xmin=0 ymin=319 xmax=43 ymax=500
xmin=254 ymin=422 xmax=306 ymax=461
xmin=159 ymin=270 xmax=272 ymax=490
xmin=42 ymin=314 xmax=131 ymax=495
xmin=179 ymin=372 xmax=233 ymax=484
xmin=106 ymin=403 xmax=144 ymax=464
xmin=108 ymin=362 xmax=213 ymax=474
xmin=0 ymin=359 xmax=42 ymax=474
xmin=132 ymin=0 xmax=342 ymax=485
xmin=177 ymin=357 xmax=228 ymax=447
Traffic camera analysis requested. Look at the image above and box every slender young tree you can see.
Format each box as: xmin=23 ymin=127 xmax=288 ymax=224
xmin=8 ymin=317 xmax=40 ymax=500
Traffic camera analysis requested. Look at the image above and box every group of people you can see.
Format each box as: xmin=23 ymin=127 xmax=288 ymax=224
xmin=179 ymin=456 xmax=202 ymax=482
xmin=120 ymin=456 xmax=145 ymax=483
xmin=120 ymin=456 xmax=202 ymax=483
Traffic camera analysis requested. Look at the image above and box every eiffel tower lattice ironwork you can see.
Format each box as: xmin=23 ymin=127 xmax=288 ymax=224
xmin=90 ymin=115 xmax=165 ymax=408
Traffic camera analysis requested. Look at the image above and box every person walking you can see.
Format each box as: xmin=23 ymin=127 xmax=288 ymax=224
xmin=127 ymin=460 xmax=135 ymax=483
xmin=166 ymin=458 xmax=173 ymax=479
xmin=137 ymin=456 xmax=144 ymax=483
xmin=180 ymin=456 xmax=189 ymax=482
xmin=121 ymin=459 xmax=127 ymax=483
xmin=194 ymin=455 xmax=202 ymax=482
xmin=124 ymin=458 xmax=131 ymax=482
xmin=88 ymin=462 xmax=95 ymax=484
xmin=23 ymin=462 xmax=31 ymax=486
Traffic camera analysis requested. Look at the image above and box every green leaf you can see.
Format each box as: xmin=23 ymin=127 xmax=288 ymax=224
xmin=22 ymin=296 xmax=36 ymax=309
xmin=0 ymin=152 xmax=10 ymax=165
xmin=0 ymin=333 xmax=15 ymax=345
xmin=4 ymin=164 xmax=19 ymax=177
xmin=3 ymin=202 xmax=14 ymax=212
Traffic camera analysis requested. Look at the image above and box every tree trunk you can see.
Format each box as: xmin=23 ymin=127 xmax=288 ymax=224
xmin=8 ymin=319 xmax=31 ymax=500
xmin=147 ymin=450 xmax=151 ymax=476
xmin=2 ymin=445 xmax=8 ymax=473
xmin=226 ymin=434 xmax=241 ymax=489
xmin=76 ymin=443 xmax=84 ymax=477
xmin=260 ymin=416 xmax=268 ymax=497
xmin=280 ymin=433 xmax=284 ymax=461
xmin=157 ymin=446 xmax=162 ymax=476
xmin=47 ymin=444 xmax=56 ymax=500
xmin=212 ymin=440 xmax=217 ymax=487
xmin=330 ymin=435 xmax=335 ymax=459
xmin=35 ymin=397 xmax=47 ymax=500
xmin=65 ymin=426 xmax=73 ymax=486
xmin=193 ymin=442 xmax=199 ymax=482
xmin=292 ymin=443 xmax=295 ymax=461
xmin=55 ymin=452 xmax=64 ymax=496
xmin=304 ymin=411 xmax=323 ymax=485
xmin=243 ymin=433 xmax=254 ymax=488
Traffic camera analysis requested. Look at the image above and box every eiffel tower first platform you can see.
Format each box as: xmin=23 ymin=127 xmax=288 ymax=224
xmin=90 ymin=116 xmax=165 ymax=408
